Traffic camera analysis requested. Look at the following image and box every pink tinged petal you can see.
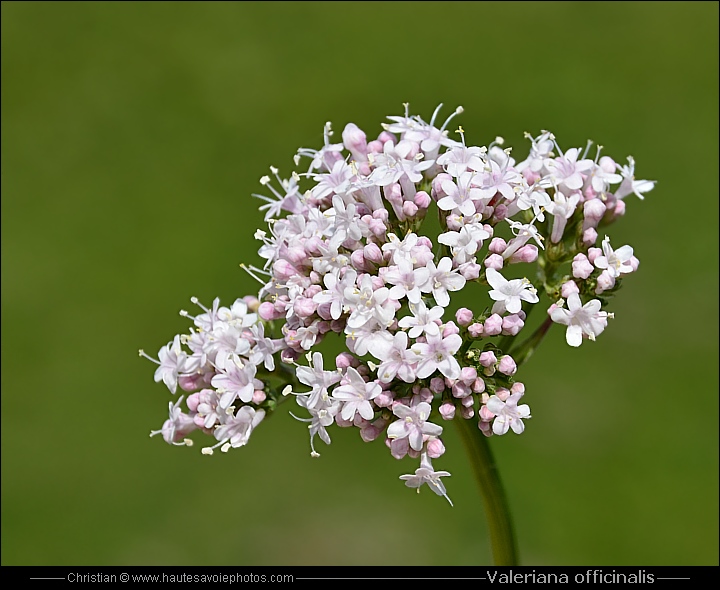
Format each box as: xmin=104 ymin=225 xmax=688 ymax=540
xmin=396 ymin=364 xmax=416 ymax=383
xmin=519 ymin=290 xmax=539 ymax=304
xmin=510 ymin=419 xmax=525 ymax=434
xmin=409 ymin=429 xmax=424 ymax=451
xmin=493 ymin=416 xmax=511 ymax=435
xmin=359 ymin=401 xmax=375 ymax=421
xmin=423 ymin=423 xmax=443 ymax=438
xmin=566 ymin=324 xmax=583 ymax=347
xmin=437 ymin=356 xmax=460 ymax=380
xmin=433 ymin=288 xmax=450 ymax=307
xmin=387 ymin=421 xmax=408 ymax=439
xmin=486 ymin=397 xmax=506 ymax=415
xmin=615 ymin=245 xmax=634 ymax=260
xmin=341 ymin=403 xmax=357 ymax=421
xmin=517 ymin=404 xmax=531 ymax=419
xmin=566 ymin=292 xmax=583 ymax=312
xmin=594 ymin=256 xmax=609 ymax=269
xmin=415 ymin=359 xmax=437 ymax=379
xmin=505 ymin=297 xmax=522 ymax=314
xmin=564 ymin=173 xmax=584 ymax=190
xmin=437 ymin=196 xmax=460 ymax=211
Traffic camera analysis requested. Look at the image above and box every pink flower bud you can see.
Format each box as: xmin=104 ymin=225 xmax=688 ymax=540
xmin=367 ymin=140 xmax=384 ymax=154
xmin=458 ymin=261 xmax=481 ymax=280
xmin=378 ymin=131 xmax=396 ymax=144
xmin=613 ymin=199 xmax=626 ymax=218
xmin=461 ymin=395 xmax=475 ymax=408
xmin=350 ymin=249 xmax=367 ymax=271
xmin=445 ymin=214 xmax=463 ymax=231
xmin=497 ymin=355 xmax=517 ymax=376
xmin=483 ymin=253 xmax=504 ymax=271
xmin=384 ymin=182 xmax=403 ymax=203
xmin=599 ymin=156 xmax=617 ymax=174
xmin=178 ymin=373 xmax=204 ymax=392
xmin=431 ymin=173 xmax=452 ymax=200
xmin=587 ymin=247 xmax=602 ymax=264
xmin=252 ymin=390 xmax=267 ymax=404
xmin=442 ymin=321 xmax=460 ymax=337
xmin=258 ymin=301 xmax=283 ymax=321
xmin=363 ymin=242 xmax=383 ymax=264
xmin=426 ymin=438 xmax=446 ymax=459
xmin=501 ymin=314 xmax=525 ymax=336
xmin=452 ymin=381 xmax=472 ymax=398
xmin=583 ymin=198 xmax=607 ymax=230
xmin=511 ymin=382 xmax=525 ymax=396
xmin=414 ymin=190 xmax=431 ymax=210
xmin=479 ymin=405 xmax=495 ymax=422
xmin=595 ymin=269 xmax=616 ymax=294
xmin=629 ymin=256 xmax=640 ymax=271
xmin=509 ymin=245 xmax=539 ymax=264
xmin=460 ymin=366 xmax=477 ymax=384
xmin=489 ymin=237 xmax=508 ymax=254
xmin=342 ymin=122 xmax=368 ymax=161
xmin=402 ymin=200 xmax=419 ymax=218
xmin=483 ymin=314 xmax=503 ymax=336
xmin=468 ymin=322 xmax=484 ymax=338
xmin=561 ymin=280 xmax=580 ymax=298
xmin=583 ymin=227 xmax=598 ymax=246
xmin=374 ymin=390 xmax=394 ymax=408
xmin=186 ymin=392 xmax=200 ymax=413
xmin=523 ymin=169 xmax=541 ymax=185
xmin=293 ymin=297 xmax=317 ymax=318
xmin=479 ymin=351 xmax=497 ymax=368
xmin=335 ymin=352 xmax=355 ymax=369
xmin=439 ymin=402 xmax=456 ymax=420
xmin=360 ymin=426 xmax=380 ymax=443
xmin=572 ymin=253 xmax=594 ymax=280
xmin=430 ymin=377 xmax=445 ymax=394
xmin=493 ymin=204 xmax=508 ymax=221
xmin=472 ymin=378 xmax=486 ymax=393
xmin=456 ymin=308 xmax=474 ymax=327
xmin=495 ymin=387 xmax=510 ymax=402
xmin=285 ymin=246 xmax=307 ymax=266
xmin=273 ymin=259 xmax=298 ymax=281
xmin=461 ymin=406 xmax=475 ymax=419
xmin=390 ymin=437 xmax=409 ymax=460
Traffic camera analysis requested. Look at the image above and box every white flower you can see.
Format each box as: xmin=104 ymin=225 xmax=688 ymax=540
xmin=142 ymin=335 xmax=190 ymax=394
xmin=486 ymin=392 xmax=531 ymax=435
xmin=295 ymin=352 xmax=342 ymax=409
xmin=550 ymin=293 xmax=610 ymax=347
xmin=546 ymin=147 xmax=593 ymax=192
xmin=412 ymin=332 xmax=462 ymax=380
xmin=545 ymin=191 xmax=581 ymax=243
xmin=436 ymin=172 xmax=484 ymax=216
xmin=436 ymin=144 xmax=486 ymax=176
xmin=149 ymin=396 xmax=196 ymax=445
xmin=211 ymin=406 xmax=266 ymax=451
xmin=397 ymin=300 xmax=444 ymax=338
xmin=384 ymin=260 xmax=430 ymax=304
xmin=344 ymin=274 xmax=394 ymax=330
xmin=593 ymin=235 xmax=634 ymax=278
xmin=331 ymin=367 xmax=381 ymax=421
xmin=399 ymin=453 xmax=453 ymax=506
xmin=425 ymin=257 xmax=466 ymax=307
xmin=292 ymin=394 xmax=340 ymax=457
xmin=387 ymin=401 xmax=443 ymax=451
xmin=614 ymin=156 xmax=655 ymax=200
xmin=438 ymin=222 xmax=490 ymax=265
xmin=367 ymin=330 xmax=420 ymax=383
xmin=211 ymin=359 xmax=258 ymax=409
xmin=486 ymin=268 xmax=539 ymax=315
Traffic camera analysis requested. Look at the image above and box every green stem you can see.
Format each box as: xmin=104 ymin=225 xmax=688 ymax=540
xmin=455 ymin=417 xmax=519 ymax=565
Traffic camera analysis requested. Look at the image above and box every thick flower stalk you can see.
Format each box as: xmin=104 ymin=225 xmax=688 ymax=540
xmin=142 ymin=104 xmax=653 ymax=512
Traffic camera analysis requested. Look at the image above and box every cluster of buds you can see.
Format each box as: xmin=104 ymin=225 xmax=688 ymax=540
xmin=142 ymin=104 xmax=653 ymax=504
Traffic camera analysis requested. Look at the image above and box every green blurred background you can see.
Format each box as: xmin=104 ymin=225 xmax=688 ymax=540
xmin=2 ymin=1 xmax=718 ymax=566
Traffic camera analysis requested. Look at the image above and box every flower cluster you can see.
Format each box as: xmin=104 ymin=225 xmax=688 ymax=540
xmin=143 ymin=104 xmax=653 ymax=504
